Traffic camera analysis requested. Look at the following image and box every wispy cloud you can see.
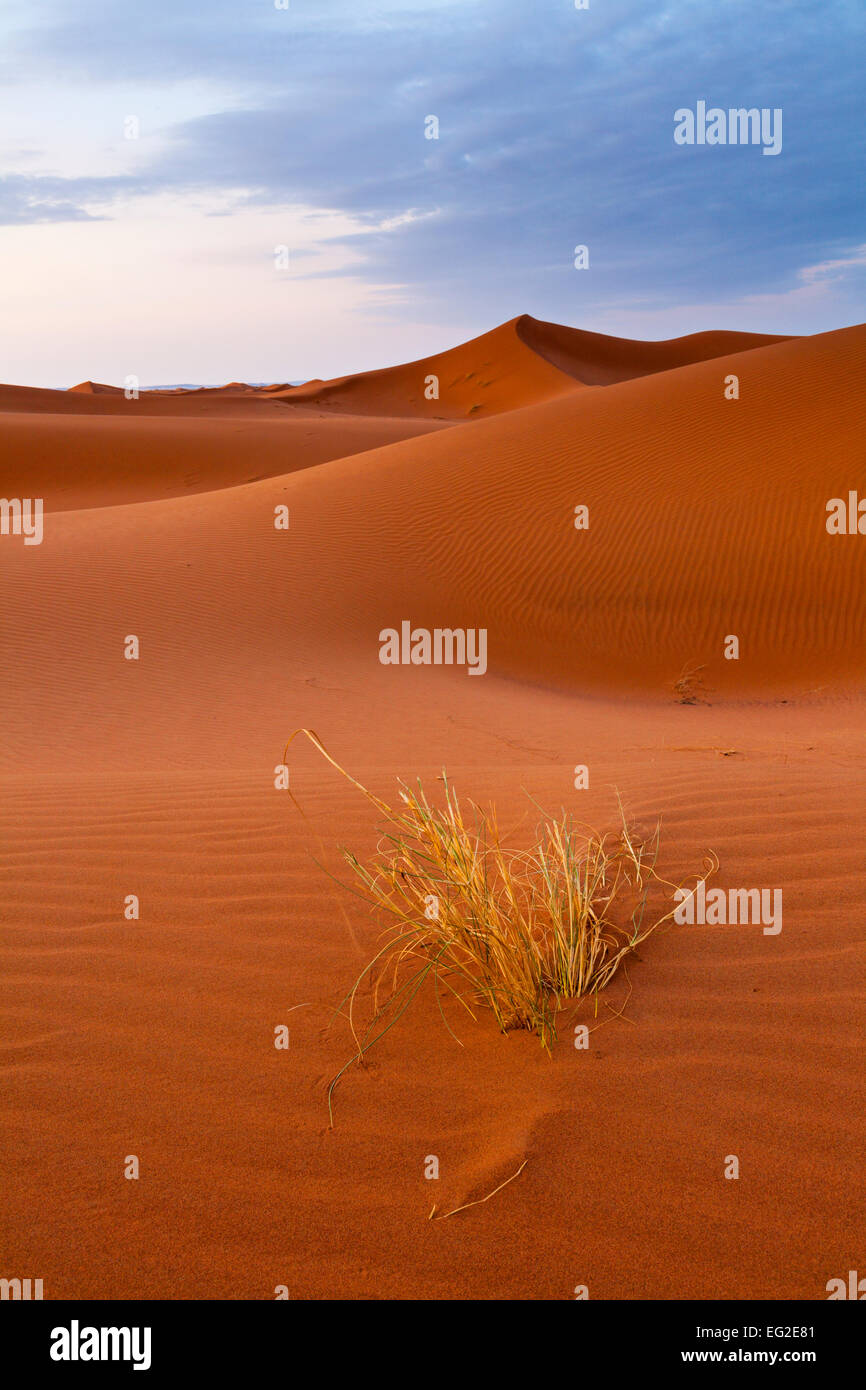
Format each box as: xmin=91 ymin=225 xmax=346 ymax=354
xmin=1 ymin=0 xmax=863 ymax=381
xmin=799 ymin=244 xmax=866 ymax=285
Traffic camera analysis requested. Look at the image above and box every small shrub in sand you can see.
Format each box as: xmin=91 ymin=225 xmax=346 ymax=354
xmin=285 ymin=729 xmax=713 ymax=1120
xmin=674 ymin=662 xmax=707 ymax=704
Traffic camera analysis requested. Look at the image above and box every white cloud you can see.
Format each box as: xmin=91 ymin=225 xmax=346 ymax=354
xmin=798 ymin=243 xmax=866 ymax=285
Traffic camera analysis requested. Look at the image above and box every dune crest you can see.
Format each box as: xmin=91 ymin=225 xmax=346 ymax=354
xmin=515 ymin=313 xmax=791 ymax=385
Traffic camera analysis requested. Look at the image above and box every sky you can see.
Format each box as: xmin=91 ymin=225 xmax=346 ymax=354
xmin=0 ymin=0 xmax=863 ymax=386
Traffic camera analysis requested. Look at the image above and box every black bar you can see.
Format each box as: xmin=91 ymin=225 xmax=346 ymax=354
xmin=3 ymin=1299 xmax=858 ymax=1376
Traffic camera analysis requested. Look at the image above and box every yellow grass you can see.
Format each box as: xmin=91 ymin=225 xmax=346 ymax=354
xmin=284 ymin=729 xmax=715 ymax=1123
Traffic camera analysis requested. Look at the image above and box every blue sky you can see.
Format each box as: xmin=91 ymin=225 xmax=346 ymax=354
xmin=1 ymin=0 xmax=863 ymax=385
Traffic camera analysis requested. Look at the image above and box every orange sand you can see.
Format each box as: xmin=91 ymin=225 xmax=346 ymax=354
xmin=1 ymin=315 xmax=864 ymax=1299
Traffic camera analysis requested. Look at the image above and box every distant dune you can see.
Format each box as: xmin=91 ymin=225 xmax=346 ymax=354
xmin=515 ymin=314 xmax=790 ymax=384
xmin=272 ymin=313 xmax=790 ymax=416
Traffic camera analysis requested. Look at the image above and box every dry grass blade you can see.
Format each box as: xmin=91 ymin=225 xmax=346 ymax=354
xmin=428 ymin=1159 xmax=529 ymax=1221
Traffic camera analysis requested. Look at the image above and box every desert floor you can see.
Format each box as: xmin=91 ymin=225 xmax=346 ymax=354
xmin=2 ymin=315 xmax=864 ymax=1298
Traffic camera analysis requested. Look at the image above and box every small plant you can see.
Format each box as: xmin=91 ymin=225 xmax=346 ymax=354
xmin=674 ymin=662 xmax=707 ymax=704
xmin=284 ymin=730 xmax=713 ymax=1121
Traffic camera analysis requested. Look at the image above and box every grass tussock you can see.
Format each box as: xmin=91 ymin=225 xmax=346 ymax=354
xmin=284 ymin=729 xmax=715 ymax=1121
xmin=674 ymin=662 xmax=708 ymax=704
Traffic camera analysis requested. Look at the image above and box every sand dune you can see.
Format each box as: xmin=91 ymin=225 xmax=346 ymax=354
xmin=5 ymin=320 xmax=857 ymax=760
xmin=2 ymin=321 xmax=865 ymax=762
xmin=516 ymin=314 xmax=790 ymax=385
xmin=1 ymin=313 xmax=785 ymax=424
xmin=1 ymin=313 xmax=864 ymax=1300
xmin=276 ymin=313 xmax=789 ymax=417
xmin=0 ymin=408 xmax=453 ymax=511
xmin=67 ymin=380 xmax=126 ymax=395
xmin=277 ymin=320 xmax=862 ymax=699
xmin=274 ymin=316 xmax=584 ymax=418
xmin=2 ymin=713 xmax=863 ymax=1299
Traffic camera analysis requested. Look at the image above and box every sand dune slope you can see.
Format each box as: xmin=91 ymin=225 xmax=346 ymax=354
xmin=0 ymin=382 xmax=384 ymax=417
xmin=1 ymin=314 xmax=864 ymax=1302
xmin=0 ymin=409 xmax=454 ymax=511
xmin=517 ymin=315 xmax=790 ymax=385
xmin=276 ymin=316 xmax=585 ymax=418
xmin=274 ymin=321 xmax=866 ymax=697
xmin=1 ymin=323 xmax=864 ymax=777
xmin=1 ymin=710 xmax=864 ymax=1299
xmin=278 ymin=314 xmax=790 ymax=418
